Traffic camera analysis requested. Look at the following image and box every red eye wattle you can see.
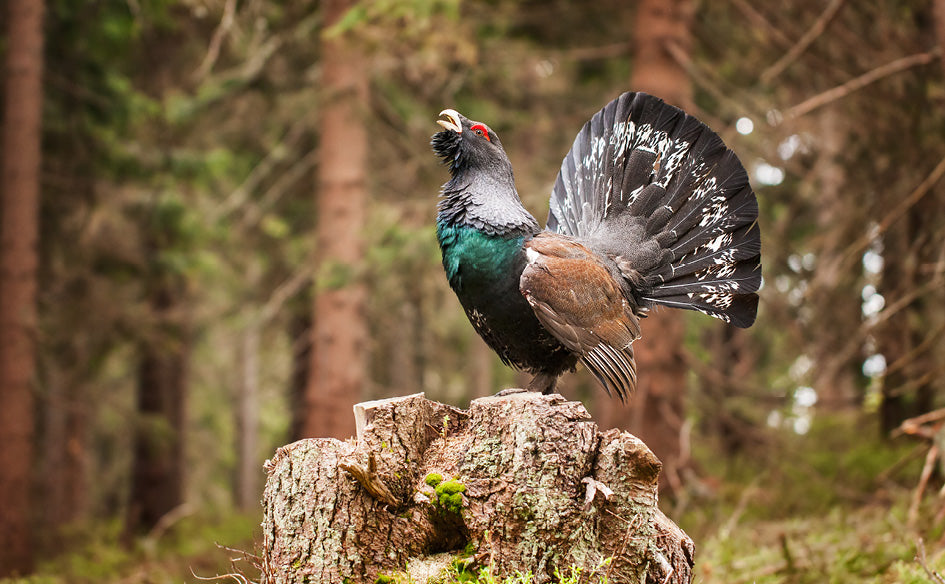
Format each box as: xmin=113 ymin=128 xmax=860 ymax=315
xmin=470 ymin=123 xmax=491 ymax=142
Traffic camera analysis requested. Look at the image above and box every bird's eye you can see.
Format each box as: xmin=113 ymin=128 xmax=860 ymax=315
xmin=469 ymin=123 xmax=491 ymax=142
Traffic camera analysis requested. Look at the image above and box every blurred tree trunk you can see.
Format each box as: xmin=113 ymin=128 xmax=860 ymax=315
xmin=39 ymin=367 xmax=88 ymax=540
xmin=469 ymin=338 xmax=493 ymax=399
xmin=597 ymin=0 xmax=693 ymax=491
xmin=126 ymin=282 xmax=190 ymax=536
xmin=807 ymin=112 xmax=860 ymax=410
xmin=301 ymin=0 xmax=369 ymax=439
xmin=235 ymin=325 xmax=261 ymax=511
xmin=0 ymin=0 xmax=44 ymax=575
xmin=878 ymin=201 xmax=917 ymax=433
xmin=936 ymin=0 xmax=945 ymax=80
xmin=876 ymin=32 xmax=945 ymax=432
xmin=288 ymin=309 xmax=312 ymax=442
xmin=695 ymin=324 xmax=757 ymax=457
xmin=390 ymin=301 xmax=421 ymax=396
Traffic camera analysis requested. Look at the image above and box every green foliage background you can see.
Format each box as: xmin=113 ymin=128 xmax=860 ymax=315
xmin=3 ymin=0 xmax=945 ymax=581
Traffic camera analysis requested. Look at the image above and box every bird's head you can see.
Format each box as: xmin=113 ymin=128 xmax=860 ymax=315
xmin=432 ymin=109 xmax=508 ymax=177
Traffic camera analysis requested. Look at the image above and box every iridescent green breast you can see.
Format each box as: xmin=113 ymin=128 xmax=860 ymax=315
xmin=436 ymin=223 xmax=525 ymax=291
xmin=435 ymin=222 xmax=576 ymax=375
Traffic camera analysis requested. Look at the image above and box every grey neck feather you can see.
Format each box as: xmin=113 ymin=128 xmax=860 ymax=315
xmin=437 ymin=162 xmax=541 ymax=237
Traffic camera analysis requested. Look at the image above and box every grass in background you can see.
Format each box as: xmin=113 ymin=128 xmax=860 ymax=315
xmin=2 ymin=512 xmax=260 ymax=584
xmin=679 ymin=412 xmax=945 ymax=583
xmin=5 ymin=414 xmax=944 ymax=584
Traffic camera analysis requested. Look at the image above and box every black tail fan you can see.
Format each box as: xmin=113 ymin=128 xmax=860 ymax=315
xmin=547 ymin=92 xmax=761 ymax=327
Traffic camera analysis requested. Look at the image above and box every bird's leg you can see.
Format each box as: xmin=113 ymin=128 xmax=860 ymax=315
xmin=526 ymin=372 xmax=558 ymax=395
xmin=494 ymin=372 xmax=559 ymax=397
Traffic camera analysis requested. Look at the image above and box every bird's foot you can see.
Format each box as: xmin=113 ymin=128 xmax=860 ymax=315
xmin=495 ymin=387 xmax=533 ymax=397
xmin=493 ymin=373 xmax=559 ymax=397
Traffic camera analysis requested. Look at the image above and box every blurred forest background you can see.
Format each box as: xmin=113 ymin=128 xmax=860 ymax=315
xmin=2 ymin=0 xmax=945 ymax=582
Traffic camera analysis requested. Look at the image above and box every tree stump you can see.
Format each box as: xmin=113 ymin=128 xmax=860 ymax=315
xmin=261 ymin=392 xmax=693 ymax=583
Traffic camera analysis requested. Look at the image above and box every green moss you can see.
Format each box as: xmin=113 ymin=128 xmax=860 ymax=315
xmin=425 ymin=472 xmax=444 ymax=487
xmin=374 ymin=575 xmax=394 ymax=584
xmin=433 ymin=478 xmax=467 ymax=514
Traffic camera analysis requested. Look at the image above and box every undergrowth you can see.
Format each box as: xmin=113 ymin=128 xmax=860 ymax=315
xmin=6 ymin=414 xmax=945 ymax=584
xmin=678 ymin=412 xmax=945 ymax=583
xmin=0 ymin=513 xmax=259 ymax=584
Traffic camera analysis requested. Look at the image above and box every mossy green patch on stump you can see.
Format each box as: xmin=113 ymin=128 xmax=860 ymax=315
xmin=432 ymin=478 xmax=466 ymax=514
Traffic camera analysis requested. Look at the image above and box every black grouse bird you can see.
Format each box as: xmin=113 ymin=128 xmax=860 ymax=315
xmin=432 ymin=92 xmax=761 ymax=400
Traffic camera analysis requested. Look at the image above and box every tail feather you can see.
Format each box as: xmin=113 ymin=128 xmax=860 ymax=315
xmin=647 ymin=291 xmax=759 ymax=328
xmin=654 ymin=224 xmax=761 ymax=283
xmin=547 ymin=92 xmax=762 ymax=328
xmin=668 ymin=188 xmax=758 ymax=258
xmin=646 ymin=260 xmax=761 ymax=295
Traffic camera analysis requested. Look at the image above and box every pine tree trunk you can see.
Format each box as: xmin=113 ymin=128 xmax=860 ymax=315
xmin=936 ymin=0 xmax=945 ymax=81
xmin=621 ymin=0 xmax=694 ymax=489
xmin=628 ymin=312 xmax=688 ymax=489
xmin=126 ymin=284 xmax=189 ymax=535
xmin=262 ymin=393 xmax=693 ymax=584
xmin=302 ymin=0 xmax=369 ymax=439
xmin=808 ymin=112 xmax=860 ymax=410
xmin=40 ymin=367 xmax=89 ymax=543
xmin=235 ymin=325 xmax=261 ymax=511
xmin=0 ymin=0 xmax=44 ymax=574
xmin=287 ymin=310 xmax=311 ymax=442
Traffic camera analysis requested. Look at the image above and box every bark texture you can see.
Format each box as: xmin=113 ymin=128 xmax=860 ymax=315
xmin=303 ymin=0 xmax=369 ymax=440
xmin=0 ymin=0 xmax=45 ymax=575
xmin=262 ymin=392 xmax=693 ymax=584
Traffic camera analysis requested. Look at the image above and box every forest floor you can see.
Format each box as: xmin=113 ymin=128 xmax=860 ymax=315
xmin=678 ymin=413 xmax=945 ymax=583
xmin=3 ymin=415 xmax=943 ymax=584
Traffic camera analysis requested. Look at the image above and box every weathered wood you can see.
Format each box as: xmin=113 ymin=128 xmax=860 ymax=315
xmin=261 ymin=392 xmax=693 ymax=583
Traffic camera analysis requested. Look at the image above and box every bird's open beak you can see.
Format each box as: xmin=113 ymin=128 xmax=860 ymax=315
xmin=437 ymin=109 xmax=462 ymax=133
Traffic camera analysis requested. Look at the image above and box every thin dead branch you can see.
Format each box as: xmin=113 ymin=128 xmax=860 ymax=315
xmin=195 ymin=0 xmax=238 ymax=80
xmin=783 ymin=49 xmax=942 ymax=120
xmin=819 ymin=154 xmax=945 ymax=319
xmin=256 ymin=262 xmax=315 ymax=326
xmin=909 ymin=443 xmax=940 ymax=529
xmin=883 ymin=322 xmax=945 ymax=379
xmin=338 ymin=452 xmax=401 ymax=508
xmin=916 ymin=538 xmax=945 ymax=584
xmin=843 ymin=154 xmax=945 ymax=271
xmin=146 ymin=502 xmax=195 ymax=543
xmin=729 ymin=0 xmax=794 ymax=49
xmin=211 ymin=115 xmax=312 ymax=223
xmin=238 ymin=149 xmax=319 ymax=231
xmin=760 ymin=0 xmax=847 ymax=84
xmin=897 ymin=409 xmax=945 ymax=437
xmin=664 ymin=39 xmax=759 ymax=123
xmin=191 ymin=568 xmax=253 ymax=584
xmin=554 ymin=42 xmax=631 ymax=62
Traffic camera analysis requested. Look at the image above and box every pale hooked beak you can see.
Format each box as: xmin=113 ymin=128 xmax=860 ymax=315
xmin=437 ymin=109 xmax=462 ymax=133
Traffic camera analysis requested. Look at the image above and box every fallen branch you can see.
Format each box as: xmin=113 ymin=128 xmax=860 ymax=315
xmin=895 ymin=411 xmax=945 ymax=531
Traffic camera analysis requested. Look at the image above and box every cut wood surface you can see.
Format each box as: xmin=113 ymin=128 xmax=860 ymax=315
xmin=261 ymin=392 xmax=693 ymax=583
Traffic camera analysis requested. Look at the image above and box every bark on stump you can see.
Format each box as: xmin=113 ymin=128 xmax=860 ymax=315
xmin=261 ymin=392 xmax=693 ymax=583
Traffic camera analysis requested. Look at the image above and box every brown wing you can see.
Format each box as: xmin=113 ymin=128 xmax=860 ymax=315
xmin=520 ymin=232 xmax=642 ymax=400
